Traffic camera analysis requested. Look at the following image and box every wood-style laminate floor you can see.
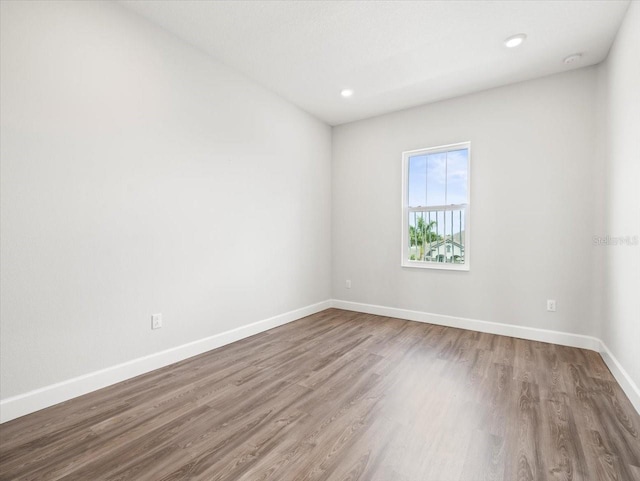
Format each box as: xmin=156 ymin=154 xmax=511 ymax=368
xmin=1 ymin=309 xmax=639 ymax=481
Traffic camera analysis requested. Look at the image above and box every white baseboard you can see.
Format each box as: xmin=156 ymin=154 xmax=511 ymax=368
xmin=331 ymin=299 xmax=640 ymax=413
xmin=599 ymin=342 xmax=640 ymax=414
xmin=3 ymin=299 xmax=638 ymax=423
xmin=331 ymin=300 xmax=601 ymax=350
xmin=0 ymin=300 xmax=331 ymax=424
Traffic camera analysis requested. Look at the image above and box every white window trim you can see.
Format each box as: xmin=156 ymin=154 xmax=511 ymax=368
xmin=401 ymin=141 xmax=471 ymax=271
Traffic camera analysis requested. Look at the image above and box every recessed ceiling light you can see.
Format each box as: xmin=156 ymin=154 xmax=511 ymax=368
xmin=563 ymin=53 xmax=583 ymax=64
xmin=340 ymin=88 xmax=354 ymax=98
xmin=504 ymin=34 xmax=527 ymax=48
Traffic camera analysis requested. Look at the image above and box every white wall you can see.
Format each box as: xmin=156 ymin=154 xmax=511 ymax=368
xmin=0 ymin=0 xmax=331 ymax=399
xmin=2 ymin=0 xmax=636 ymax=415
xmin=332 ymin=68 xmax=599 ymax=336
xmin=597 ymin=2 xmax=640 ymax=388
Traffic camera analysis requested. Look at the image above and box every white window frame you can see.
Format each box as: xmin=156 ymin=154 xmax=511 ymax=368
xmin=401 ymin=141 xmax=471 ymax=271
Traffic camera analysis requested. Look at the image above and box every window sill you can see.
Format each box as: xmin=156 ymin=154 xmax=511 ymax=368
xmin=401 ymin=261 xmax=470 ymax=271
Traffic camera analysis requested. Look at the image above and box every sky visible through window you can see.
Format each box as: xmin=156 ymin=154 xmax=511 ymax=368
xmin=408 ymin=148 xmax=468 ymax=238
xmin=408 ymin=148 xmax=468 ymax=206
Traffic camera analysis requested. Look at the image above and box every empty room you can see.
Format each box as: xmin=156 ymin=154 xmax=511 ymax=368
xmin=1 ymin=0 xmax=639 ymax=480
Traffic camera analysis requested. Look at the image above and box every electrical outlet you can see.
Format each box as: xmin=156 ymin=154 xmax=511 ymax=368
xmin=151 ymin=313 xmax=162 ymax=329
xmin=346 ymin=279 xmax=352 ymax=289
xmin=546 ymin=300 xmax=556 ymax=312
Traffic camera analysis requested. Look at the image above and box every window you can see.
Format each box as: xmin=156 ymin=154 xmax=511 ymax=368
xmin=402 ymin=142 xmax=470 ymax=270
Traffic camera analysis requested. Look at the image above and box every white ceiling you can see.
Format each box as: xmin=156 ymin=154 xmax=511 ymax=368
xmin=119 ymin=0 xmax=630 ymax=126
